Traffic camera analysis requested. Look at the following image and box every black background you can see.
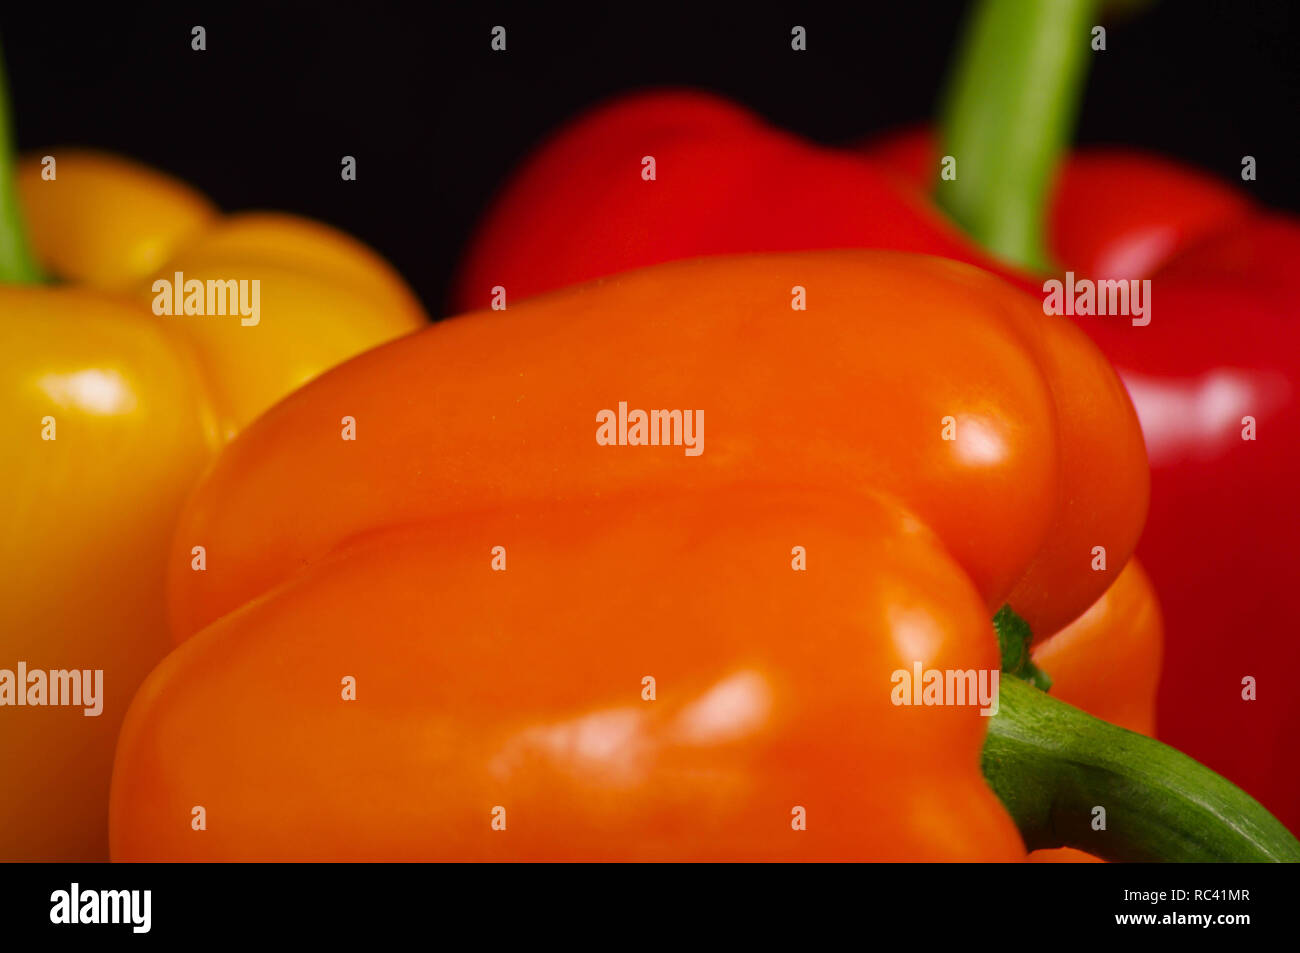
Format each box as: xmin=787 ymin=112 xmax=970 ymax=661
xmin=1 ymin=859 xmax=1290 ymax=940
xmin=2 ymin=1 xmax=1295 ymax=316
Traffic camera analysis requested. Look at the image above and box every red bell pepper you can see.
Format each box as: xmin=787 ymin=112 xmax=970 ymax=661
xmin=866 ymin=130 xmax=1300 ymax=834
xmin=451 ymin=2 xmax=1300 ymax=829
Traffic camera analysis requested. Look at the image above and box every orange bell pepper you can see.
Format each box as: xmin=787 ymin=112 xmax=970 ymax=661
xmin=161 ymin=252 xmax=1148 ymax=643
xmin=0 ymin=150 xmax=424 ymax=860
xmin=108 ymin=251 xmax=1296 ymax=861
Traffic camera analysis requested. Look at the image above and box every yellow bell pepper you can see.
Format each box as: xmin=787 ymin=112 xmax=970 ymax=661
xmin=0 ymin=145 xmax=425 ymax=859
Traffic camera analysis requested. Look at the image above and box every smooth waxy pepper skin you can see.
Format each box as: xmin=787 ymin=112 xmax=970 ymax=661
xmin=0 ymin=151 xmax=425 ymax=860
xmin=110 ymin=252 xmax=1149 ymax=861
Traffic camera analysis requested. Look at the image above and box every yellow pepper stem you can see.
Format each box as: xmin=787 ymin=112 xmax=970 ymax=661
xmin=0 ymin=38 xmax=43 ymax=283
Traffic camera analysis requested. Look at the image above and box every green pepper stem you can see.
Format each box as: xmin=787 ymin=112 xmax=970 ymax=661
xmin=984 ymin=676 xmax=1300 ymax=862
xmin=937 ymin=0 xmax=1097 ymax=271
xmin=0 ymin=38 xmax=42 ymax=283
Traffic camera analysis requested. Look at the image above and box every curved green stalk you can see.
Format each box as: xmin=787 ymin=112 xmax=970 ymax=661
xmin=987 ymin=606 xmax=1300 ymax=862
